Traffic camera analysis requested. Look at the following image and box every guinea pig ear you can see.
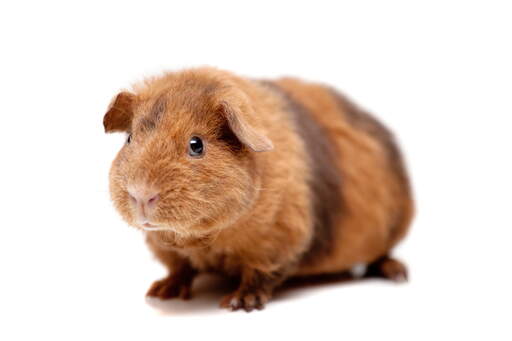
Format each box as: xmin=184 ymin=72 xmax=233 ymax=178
xmin=103 ymin=92 xmax=135 ymax=133
xmin=219 ymin=101 xmax=274 ymax=152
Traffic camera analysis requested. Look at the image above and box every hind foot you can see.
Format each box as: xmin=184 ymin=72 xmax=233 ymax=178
xmin=367 ymin=255 xmax=408 ymax=282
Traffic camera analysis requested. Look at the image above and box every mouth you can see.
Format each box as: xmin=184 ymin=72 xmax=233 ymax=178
xmin=143 ymin=226 xmax=173 ymax=231
xmin=142 ymin=223 xmax=171 ymax=231
xmin=140 ymin=221 xmax=178 ymax=232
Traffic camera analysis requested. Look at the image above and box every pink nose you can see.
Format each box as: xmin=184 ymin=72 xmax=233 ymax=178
xmin=127 ymin=187 xmax=160 ymax=210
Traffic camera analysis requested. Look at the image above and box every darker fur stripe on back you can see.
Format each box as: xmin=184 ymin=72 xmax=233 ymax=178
xmin=328 ymin=89 xmax=408 ymax=187
xmin=263 ymin=81 xmax=344 ymax=265
xmin=329 ymin=89 xmax=412 ymax=242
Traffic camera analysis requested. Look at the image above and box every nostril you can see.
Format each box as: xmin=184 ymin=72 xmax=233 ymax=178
xmin=147 ymin=194 xmax=159 ymax=206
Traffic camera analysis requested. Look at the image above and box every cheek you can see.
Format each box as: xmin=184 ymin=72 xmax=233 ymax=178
xmin=186 ymin=164 xmax=257 ymax=231
xmin=108 ymin=157 xmax=134 ymax=222
xmin=198 ymin=161 xmax=255 ymax=206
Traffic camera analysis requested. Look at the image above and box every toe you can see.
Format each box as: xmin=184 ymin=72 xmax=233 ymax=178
xmin=146 ymin=279 xmax=166 ymax=297
xmin=243 ymin=294 xmax=256 ymax=312
xmin=178 ymin=285 xmax=192 ymax=300
xmin=220 ymin=293 xmax=242 ymax=311
xmin=381 ymin=258 xmax=408 ymax=282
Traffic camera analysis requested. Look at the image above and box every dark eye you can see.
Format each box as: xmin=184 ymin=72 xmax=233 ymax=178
xmin=126 ymin=134 xmax=132 ymax=144
xmin=188 ymin=136 xmax=204 ymax=157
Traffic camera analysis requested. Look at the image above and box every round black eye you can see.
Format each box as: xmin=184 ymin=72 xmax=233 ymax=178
xmin=188 ymin=136 xmax=204 ymax=157
xmin=126 ymin=134 xmax=132 ymax=144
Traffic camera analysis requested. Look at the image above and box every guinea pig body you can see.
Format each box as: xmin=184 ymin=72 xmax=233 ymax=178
xmin=104 ymin=67 xmax=414 ymax=311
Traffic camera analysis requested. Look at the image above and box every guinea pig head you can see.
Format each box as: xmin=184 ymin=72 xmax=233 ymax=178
xmin=103 ymin=81 xmax=273 ymax=238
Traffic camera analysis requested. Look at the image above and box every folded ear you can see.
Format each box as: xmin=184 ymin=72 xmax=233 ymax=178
xmin=219 ymin=99 xmax=273 ymax=152
xmin=103 ymin=92 xmax=135 ymax=133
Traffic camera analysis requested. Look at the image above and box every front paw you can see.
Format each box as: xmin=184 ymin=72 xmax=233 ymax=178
xmin=220 ymin=289 xmax=270 ymax=312
xmin=146 ymin=276 xmax=192 ymax=300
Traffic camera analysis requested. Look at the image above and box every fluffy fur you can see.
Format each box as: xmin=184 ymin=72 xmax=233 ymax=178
xmin=104 ymin=67 xmax=414 ymax=311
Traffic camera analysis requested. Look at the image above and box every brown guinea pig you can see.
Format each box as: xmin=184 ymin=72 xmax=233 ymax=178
xmin=103 ymin=67 xmax=414 ymax=312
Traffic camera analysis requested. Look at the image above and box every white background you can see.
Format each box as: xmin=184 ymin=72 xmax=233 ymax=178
xmin=1 ymin=1 xmax=511 ymax=340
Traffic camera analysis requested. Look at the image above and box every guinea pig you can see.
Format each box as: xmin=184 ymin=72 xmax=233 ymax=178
xmin=103 ymin=67 xmax=414 ymax=312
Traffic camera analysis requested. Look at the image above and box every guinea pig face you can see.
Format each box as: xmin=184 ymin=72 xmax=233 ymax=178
xmin=104 ymin=83 xmax=273 ymax=238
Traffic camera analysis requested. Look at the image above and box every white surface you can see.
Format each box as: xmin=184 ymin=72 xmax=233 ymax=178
xmin=1 ymin=1 xmax=511 ymax=340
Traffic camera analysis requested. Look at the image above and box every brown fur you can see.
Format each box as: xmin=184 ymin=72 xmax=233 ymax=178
xmin=259 ymin=81 xmax=343 ymax=266
xmin=103 ymin=67 xmax=414 ymax=311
